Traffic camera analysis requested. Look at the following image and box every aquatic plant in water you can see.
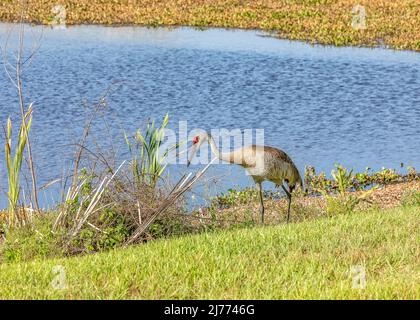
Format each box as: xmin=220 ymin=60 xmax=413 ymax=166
xmin=125 ymin=113 xmax=176 ymax=189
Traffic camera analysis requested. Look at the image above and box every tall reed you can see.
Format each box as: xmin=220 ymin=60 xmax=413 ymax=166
xmin=3 ymin=104 xmax=33 ymax=226
xmin=125 ymin=113 xmax=174 ymax=189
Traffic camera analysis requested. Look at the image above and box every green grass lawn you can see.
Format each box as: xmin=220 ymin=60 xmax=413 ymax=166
xmin=0 ymin=205 xmax=418 ymax=299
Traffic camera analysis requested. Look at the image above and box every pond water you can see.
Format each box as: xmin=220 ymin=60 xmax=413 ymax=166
xmin=0 ymin=24 xmax=419 ymax=209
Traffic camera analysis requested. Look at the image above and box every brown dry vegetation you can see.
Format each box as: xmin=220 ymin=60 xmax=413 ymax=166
xmin=196 ymin=180 xmax=420 ymax=227
xmin=0 ymin=0 xmax=419 ymax=51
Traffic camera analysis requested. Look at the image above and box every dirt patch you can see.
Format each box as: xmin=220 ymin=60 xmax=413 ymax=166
xmin=193 ymin=181 xmax=420 ymax=226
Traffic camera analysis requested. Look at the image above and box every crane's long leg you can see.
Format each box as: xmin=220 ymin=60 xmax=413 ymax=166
xmin=281 ymin=185 xmax=292 ymax=223
xmin=257 ymin=183 xmax=265 ymax=224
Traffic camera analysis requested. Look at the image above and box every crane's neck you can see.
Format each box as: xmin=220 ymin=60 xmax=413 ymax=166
xmin=207 ymin=134 xmax=239 ymax=164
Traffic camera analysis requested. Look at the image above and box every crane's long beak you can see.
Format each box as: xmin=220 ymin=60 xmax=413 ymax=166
xmin=187 ymin=143 xmax=199 ymax=167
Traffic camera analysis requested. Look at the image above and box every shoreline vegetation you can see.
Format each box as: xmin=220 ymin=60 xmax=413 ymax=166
xmin=202 ymin=179 xmax=420 ymax=226
xmin=1 ymin=173 xmax=419 ymax=298
xmin=1 ymin=166 xmax=419 ymax=262
xmin=0 ymin=0 xmax=419 ymax=51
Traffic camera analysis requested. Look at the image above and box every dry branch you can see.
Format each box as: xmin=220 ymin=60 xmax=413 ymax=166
xmin=126 ymin=157 xmax=217 ymax=245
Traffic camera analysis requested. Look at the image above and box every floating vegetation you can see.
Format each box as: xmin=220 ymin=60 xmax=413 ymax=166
xmin=1 ymin=1 xmax=419 ymax=51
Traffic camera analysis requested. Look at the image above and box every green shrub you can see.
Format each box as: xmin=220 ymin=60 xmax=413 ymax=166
xmin=354 ymin=167 xmax=372 ymax=190
xmin=373 ymin=168 xmax=400 ymax=184
xmin=325 ymin=194 xmax=360 ymax=216
xmin=323 ymin=186 xmax=376 ymax=217
xmin=0 ymin=214 xmax=63 ymax=263
xmin=406 ymin=166 xmax=417 ymax=180
xmin=70 ymin=208 xmax=132 ymax=254
xmin=304 ymin=165 xmax=331 ymax=193
xmin=148 ymin=214 xmax=200 ymax=239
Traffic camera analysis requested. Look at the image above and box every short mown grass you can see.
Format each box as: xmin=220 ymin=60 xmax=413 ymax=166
xmin=0 ymin=205 xmax=418 ymax=299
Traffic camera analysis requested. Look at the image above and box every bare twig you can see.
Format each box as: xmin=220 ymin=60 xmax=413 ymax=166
xmin=65 ymin=160 xmax=126 ymax=239
xmin=71 ymin=83 xmax=120 ymax=190
xmin=126 ymin=158 xmax=217 ymax=245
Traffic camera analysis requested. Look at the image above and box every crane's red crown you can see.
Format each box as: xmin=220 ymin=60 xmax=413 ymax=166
xmin=193 ymin=136 xmax=200 ymax=145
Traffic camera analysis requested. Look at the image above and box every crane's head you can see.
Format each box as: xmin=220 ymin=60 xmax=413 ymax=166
xmin=287 ymin=174 xmax=307 ymax=195
xmin=187 ymin=131 xmax=209 ymax=167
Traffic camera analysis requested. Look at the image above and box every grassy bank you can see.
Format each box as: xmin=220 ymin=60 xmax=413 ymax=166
xmin=1 ymin=1 xmax=419 ymax=51
xmin=0 ymin=204 xmax=418 ymax=299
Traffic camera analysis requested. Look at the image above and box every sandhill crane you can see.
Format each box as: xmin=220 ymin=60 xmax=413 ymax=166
xmin=187 ymin=132 xmax=304 ymax=223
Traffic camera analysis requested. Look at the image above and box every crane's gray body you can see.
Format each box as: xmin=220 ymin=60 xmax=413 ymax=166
xmin=189 ymin=132 xmax=303 ymax=223
xmin=215 ymin=144 xmax=303 ymax=190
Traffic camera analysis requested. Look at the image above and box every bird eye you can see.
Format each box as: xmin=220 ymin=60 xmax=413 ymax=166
xmin=193 ymin=136 xmax=200 ymax=144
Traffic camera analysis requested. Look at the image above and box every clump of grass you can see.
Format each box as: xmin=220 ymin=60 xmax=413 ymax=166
xmin=0 ymin=214 xmax=63 ymax=263
xmin=324 ymin=194 xmax=365 ymax=217
xmin=305 ymin=165 xmax=331 ymax=193
xmin=406 ymin=166 xmax=417 ymax=180
xmin=331 ymin=164 xmax=354 ymax=194
xmin=354 ymin=167 xmax=372 ymax=190
xmin=400 ymin=190 xmax=420 ymax=207
xmin=322 ymin=164 xmax=377 ymax=217
xmin=290 ymin=201 xmax=324 ymax=223
xmin=373 ymin=168 xmax=400 ymax=185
